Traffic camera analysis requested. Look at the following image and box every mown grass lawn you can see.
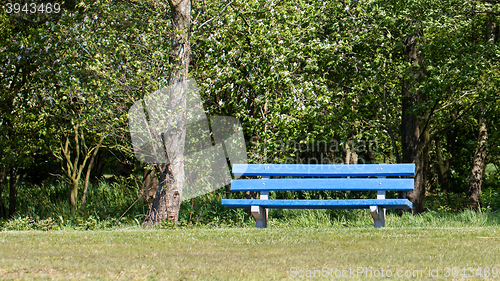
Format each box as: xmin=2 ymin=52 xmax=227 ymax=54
xmin=1 ymin=226 xmax=500 ymax=280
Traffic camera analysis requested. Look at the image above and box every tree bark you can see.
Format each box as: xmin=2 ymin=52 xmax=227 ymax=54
xmin=400 ymin=31 xmax=429 ymax=214
xmin=466 ymin=13 xmax=495 ymax=210
xmin=0 ymin=165 xmax=6 ymax=219
xmin=54 ymin=124 xmax=103 ymax=211
xmin=435 ymin=138 xmax=450 ymax=194
xmin=8 ymin=167 xmax=17 ymax=218
xmin=70 ymin=179 xmax=79 ymax=209
xmin=344 ymin=143 xmax=351 ymax=165
xmin=467 ymin=117 xmax=488 ymax=211
xmin=343 ymin=141 xmax=359 ymax=165
xmin=80 ymin=136 xmax=105 ymax=212
xmin=67 ymin=125 xmax=82 ymax=209
xmin=142 ymin=167 xmax=159 ymax=205
xmin=142 ymin=0 xmax=191 ymax=226
xmin=168 ymin=0 xmax=191 ymax=84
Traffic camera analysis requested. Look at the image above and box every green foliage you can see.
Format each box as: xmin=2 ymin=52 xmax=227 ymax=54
xmin=425 ymin=192 xmax=468 ymax=212
xmin=192 ymin=0 xmax=392 ymax=164
xmin=71 ymin=215 xmax=120 ymax=230
xmin=178 ymin=188 xmax=253 ymax=228
xmin=1 ymin=176 xmax=144 ymax=229
xmin=1 ymin=217 xmax=59 ymax=231
xmin=0 ymin=215 xmax=130 ymax=231
xmin=480 ymin=186 xmax=500 ymax=212
xmin=1 ymin=0 xmax=500 ymax=221
xmin=2 ymin=177 xmax=500 ymax=230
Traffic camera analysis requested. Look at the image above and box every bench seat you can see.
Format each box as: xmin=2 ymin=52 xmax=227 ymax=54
xmin=230 ymin=178 xmax=414 ymax=192
xmin=221 ymin=199 xmax=412 ymax=209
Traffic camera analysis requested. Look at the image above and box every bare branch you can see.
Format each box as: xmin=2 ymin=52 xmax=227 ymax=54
xmin=72 ymin=124 xmax=80 ymax=180
xmin=434 ymin=91 xmax=476 ymax=114
xmin=475 ymin=0 xmax=500 ymax=3
xmin=49 ymin=173 xmax=71 ymax=184
xmin=62 ymin=136 xmax=73 ymax=173
xmin=196 ymin=0 xmax=234 ymax=31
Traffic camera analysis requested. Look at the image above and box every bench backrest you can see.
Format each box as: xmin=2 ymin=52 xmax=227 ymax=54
xmin=233 ymin=164 xmax=415 ymax=177
xmin=231 ymin=164 xmax=415 ymax=192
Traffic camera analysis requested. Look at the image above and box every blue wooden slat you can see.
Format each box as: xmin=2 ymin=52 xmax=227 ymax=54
xmin=221 ymin=199 xmax=412 ymax=209
xmin=232 ymin=164 xmax=415 ymax=177
xmin=230 ymin=178 xmax=414 ymax=191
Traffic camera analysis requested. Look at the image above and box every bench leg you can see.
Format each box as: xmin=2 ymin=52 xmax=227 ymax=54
xmin=251 ymin=205 xmax=267 ymax=228
xmin=251 ymin=189 xmax=269 ymax=228
xmin=370 ymin=188 xmax=386 ymax=228
xmin=369 ymin=206 xmax=385 ymax=228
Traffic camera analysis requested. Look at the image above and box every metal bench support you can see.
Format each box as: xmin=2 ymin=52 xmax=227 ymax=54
xmin=370 ymin=176 xmax=386 ymax=228
xmin=251 ymin=177 xmax=269 ymax=228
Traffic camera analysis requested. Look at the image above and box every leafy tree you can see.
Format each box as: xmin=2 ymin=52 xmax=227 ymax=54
xmin=0 ymin=8 xmax=58 ymax=217
xmin=2 ymin=0 xmax=173 ymax=211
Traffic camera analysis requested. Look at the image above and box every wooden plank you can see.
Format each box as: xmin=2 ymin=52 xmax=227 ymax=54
xmin=230 ymin=178 xmax=414 ymax=191
xmin=221 ymin=199 xmax=413 ymax=209
xmin=232 ymin=164 xmax=415 ymax=177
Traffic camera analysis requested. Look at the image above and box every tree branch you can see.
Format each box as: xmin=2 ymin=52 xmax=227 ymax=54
xmin=196 ymin=0 xmax=234 ymax=31
xmin=382 ymin=82 xmax=401 ymax=163
xmin=434 ymin=91 xmax=476 ymax=114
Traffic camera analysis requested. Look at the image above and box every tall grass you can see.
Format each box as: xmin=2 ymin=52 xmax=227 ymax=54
xmin=1 ymin=176 xmax=146 ymax=230
xmin=1 ymin=177 xmax=500 ymax=230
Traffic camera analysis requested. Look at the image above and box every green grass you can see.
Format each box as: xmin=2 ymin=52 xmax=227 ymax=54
xmin=266 ymin=208 xmax=500 ymax=228
xmin=1 ymin=226 xmax=500 ymax=280
xmin=2 ymin=179 xmax=500 ymax=279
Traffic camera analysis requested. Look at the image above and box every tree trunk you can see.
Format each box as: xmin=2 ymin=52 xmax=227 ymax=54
xmin=70 ymin=178 xmax=79 ymax=209
xmin=383 ymin=83 xmax=402 ymax=163
xmin=343 ymin=141 xmax=358 ymax=164
xmin=80 ymin=137 xmax=105 ymax=212
xmin=466 ymin=14 xmax=495 ymax=210
xmin=344 ymin=143 xmax=351 ymax=165
xmin=142 ymin=167 xmax=159 ymax=204
xmin=0 ymin=165 xmax=6 ymax=219
xmin=8 ymin=167 xmax=17 ymax=218
xmin=54 ymin=124 xmax=103 ymax=211
xmin=168 ymin=0 xmax=191 ymax=84
xmin=467 ymin=117 xmax=488 ymax=211
xmin=400 ymin=31 xmax=429 ymax=214
xmin=435 ymin=138 xmax=450 ymax=194
xmin=350 ymin=149 xmax=358 ymax=165
xmin=90 ymin=150 xmax=105 ymax=182
xmin=142 ymin=0 xmax=191 ymax=226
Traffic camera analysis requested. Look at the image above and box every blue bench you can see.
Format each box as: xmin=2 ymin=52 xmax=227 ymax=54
xmin=221 ymin=163 xmax=415 ymax=228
